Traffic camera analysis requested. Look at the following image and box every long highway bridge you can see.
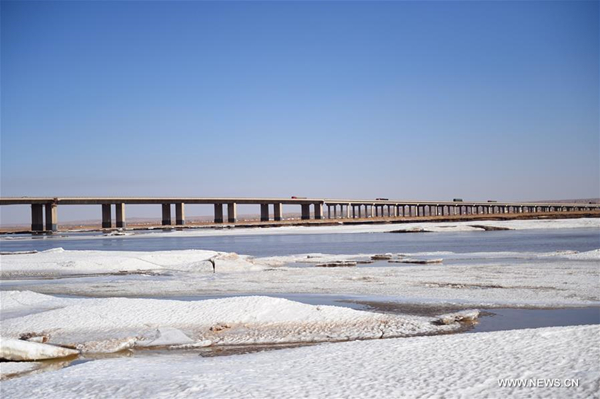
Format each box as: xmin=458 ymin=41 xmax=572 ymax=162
xmin=0 ymin=197 xmax=598 ymax=232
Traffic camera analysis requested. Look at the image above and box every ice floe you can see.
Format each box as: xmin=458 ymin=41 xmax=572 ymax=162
xmin=0 ymin=338 xmax=79 ymax=361
xmin=0 ymin=291 xmax=469 ymax=353
xmin=0 ymin=249 xmax=263 ymax=278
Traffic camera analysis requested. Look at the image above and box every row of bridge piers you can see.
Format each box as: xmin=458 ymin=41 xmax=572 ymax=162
xmin=324 ymin=203 xmax=571 ymax=219
xmin=24 ymin=199 xmax=598 ymax=232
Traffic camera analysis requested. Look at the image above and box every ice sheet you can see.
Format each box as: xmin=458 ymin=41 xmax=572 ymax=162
xmin=1 ymin=325 xmax=597 ymax=398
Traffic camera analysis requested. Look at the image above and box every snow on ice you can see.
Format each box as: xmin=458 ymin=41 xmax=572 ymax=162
xmin=1 ymin=325 xmax=597 ymax=398
xmin=0 ymin=291 xmax=467 ymax=353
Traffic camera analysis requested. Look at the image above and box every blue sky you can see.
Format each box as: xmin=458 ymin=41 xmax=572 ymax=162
xmin=1 ymin=1 xmax=598 ymax=223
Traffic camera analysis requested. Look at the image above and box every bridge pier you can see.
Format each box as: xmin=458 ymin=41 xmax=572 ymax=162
xmin=116 ymin=203 xmax=126 ymax=228
xmin=260 ymin=204 xmax=270 ymax=221
xmin=102 ymin=204 xmax=112 ymax=229
xmin=273 ymin=203 xmax=282 ymax=221
xmin=31 ymin=204 xmax=44 ymax=232
xmin=162 ymin=204 xmax=172 ymax=226
xmin=228 ymin=203 xmax=237 ymax=223
xmin=214 ymin=204 xmax=224 ymax=223
xmin=175 ymin=203 xmax=185 ymax=225
xmin=314 ymin=203 xmax=323 ymax=219
xmin=301 ymin=204 xmax=310 ymax=220
xmin=45 ymin=203 xmax=58 ymax=231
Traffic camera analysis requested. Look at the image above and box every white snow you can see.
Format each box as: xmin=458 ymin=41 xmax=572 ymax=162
xmin=1 ymin=325 xmax=597 ymax=398
xmin=0 ymin=249 xmax=263 ymax=278
xmin=0 ymin=338 xmax=79 ymax=361
xmin=563 ymin=249 xmax=600 ymax=260
xmin=0 ymin=362 xmax=42 ymax=381
xmin=0 ymin=291 xmax=465 ymax=352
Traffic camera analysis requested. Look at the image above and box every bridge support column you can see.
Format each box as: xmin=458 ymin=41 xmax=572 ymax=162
xmin=260 ymin=204 xmax=270 ymax=221
xmin=357 ymin=206 xmax=362 ymax=218
xmin=301 ymin=204 xmax=310 ymax=220
xmin=102 ymin=204 xmax=112 ymax=229
xmin=273 ymin=203 xmax=282 ymax=221
xmin=45 ymin=203 xmax=58 ymax=231
xmin=175 ymin=203 xmax=185 ymax=225
xmin=228 ymin=203 xmax=238 ymax=223
xmin=31 ymin=204 xmax=44 ymax=232
xmin=162 ymin=204 xmax=172 ymax=226
xmin=314 ymin=203 xmax=323 ymax=219
xmin=327 ymin=205 xmax=331 ymax=219
xmin=346 ymin=204 xmax=351 ymax=218
xmin=116 ymin=203 xmax=126 ymax=228
xmin=214 ymin=204 xmax=224 ymax=223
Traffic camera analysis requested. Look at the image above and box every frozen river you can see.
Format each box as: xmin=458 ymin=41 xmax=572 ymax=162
xmin=2 ymin=226 xmax=598 ymax=256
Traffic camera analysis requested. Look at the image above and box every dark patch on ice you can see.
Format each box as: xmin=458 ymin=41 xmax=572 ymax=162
xmin=469 ymin=225 xmax=512 ymax=231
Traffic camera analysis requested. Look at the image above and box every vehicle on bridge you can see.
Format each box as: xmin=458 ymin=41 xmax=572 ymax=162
xmin=453 ymin=198 xmax=463 ymax=202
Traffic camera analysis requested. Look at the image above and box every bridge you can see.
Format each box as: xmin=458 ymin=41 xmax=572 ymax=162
xmin=0 ymin=197 xmax=598 ymax=232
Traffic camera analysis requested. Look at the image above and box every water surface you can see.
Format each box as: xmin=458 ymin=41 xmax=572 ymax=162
xmin=1 ymin=227 xmax=598 ymax=256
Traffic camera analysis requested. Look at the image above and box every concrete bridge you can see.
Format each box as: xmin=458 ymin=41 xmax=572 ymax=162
xmin=0 ymin=197 xmax=598 ymax=232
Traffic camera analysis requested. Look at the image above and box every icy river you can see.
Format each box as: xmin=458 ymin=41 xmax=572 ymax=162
xmin=1 ymin=219 xmax=599 ymax=398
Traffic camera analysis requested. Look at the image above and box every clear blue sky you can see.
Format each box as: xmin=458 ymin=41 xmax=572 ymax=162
xmin=1 ymin=1 xmax=598 ymax=223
